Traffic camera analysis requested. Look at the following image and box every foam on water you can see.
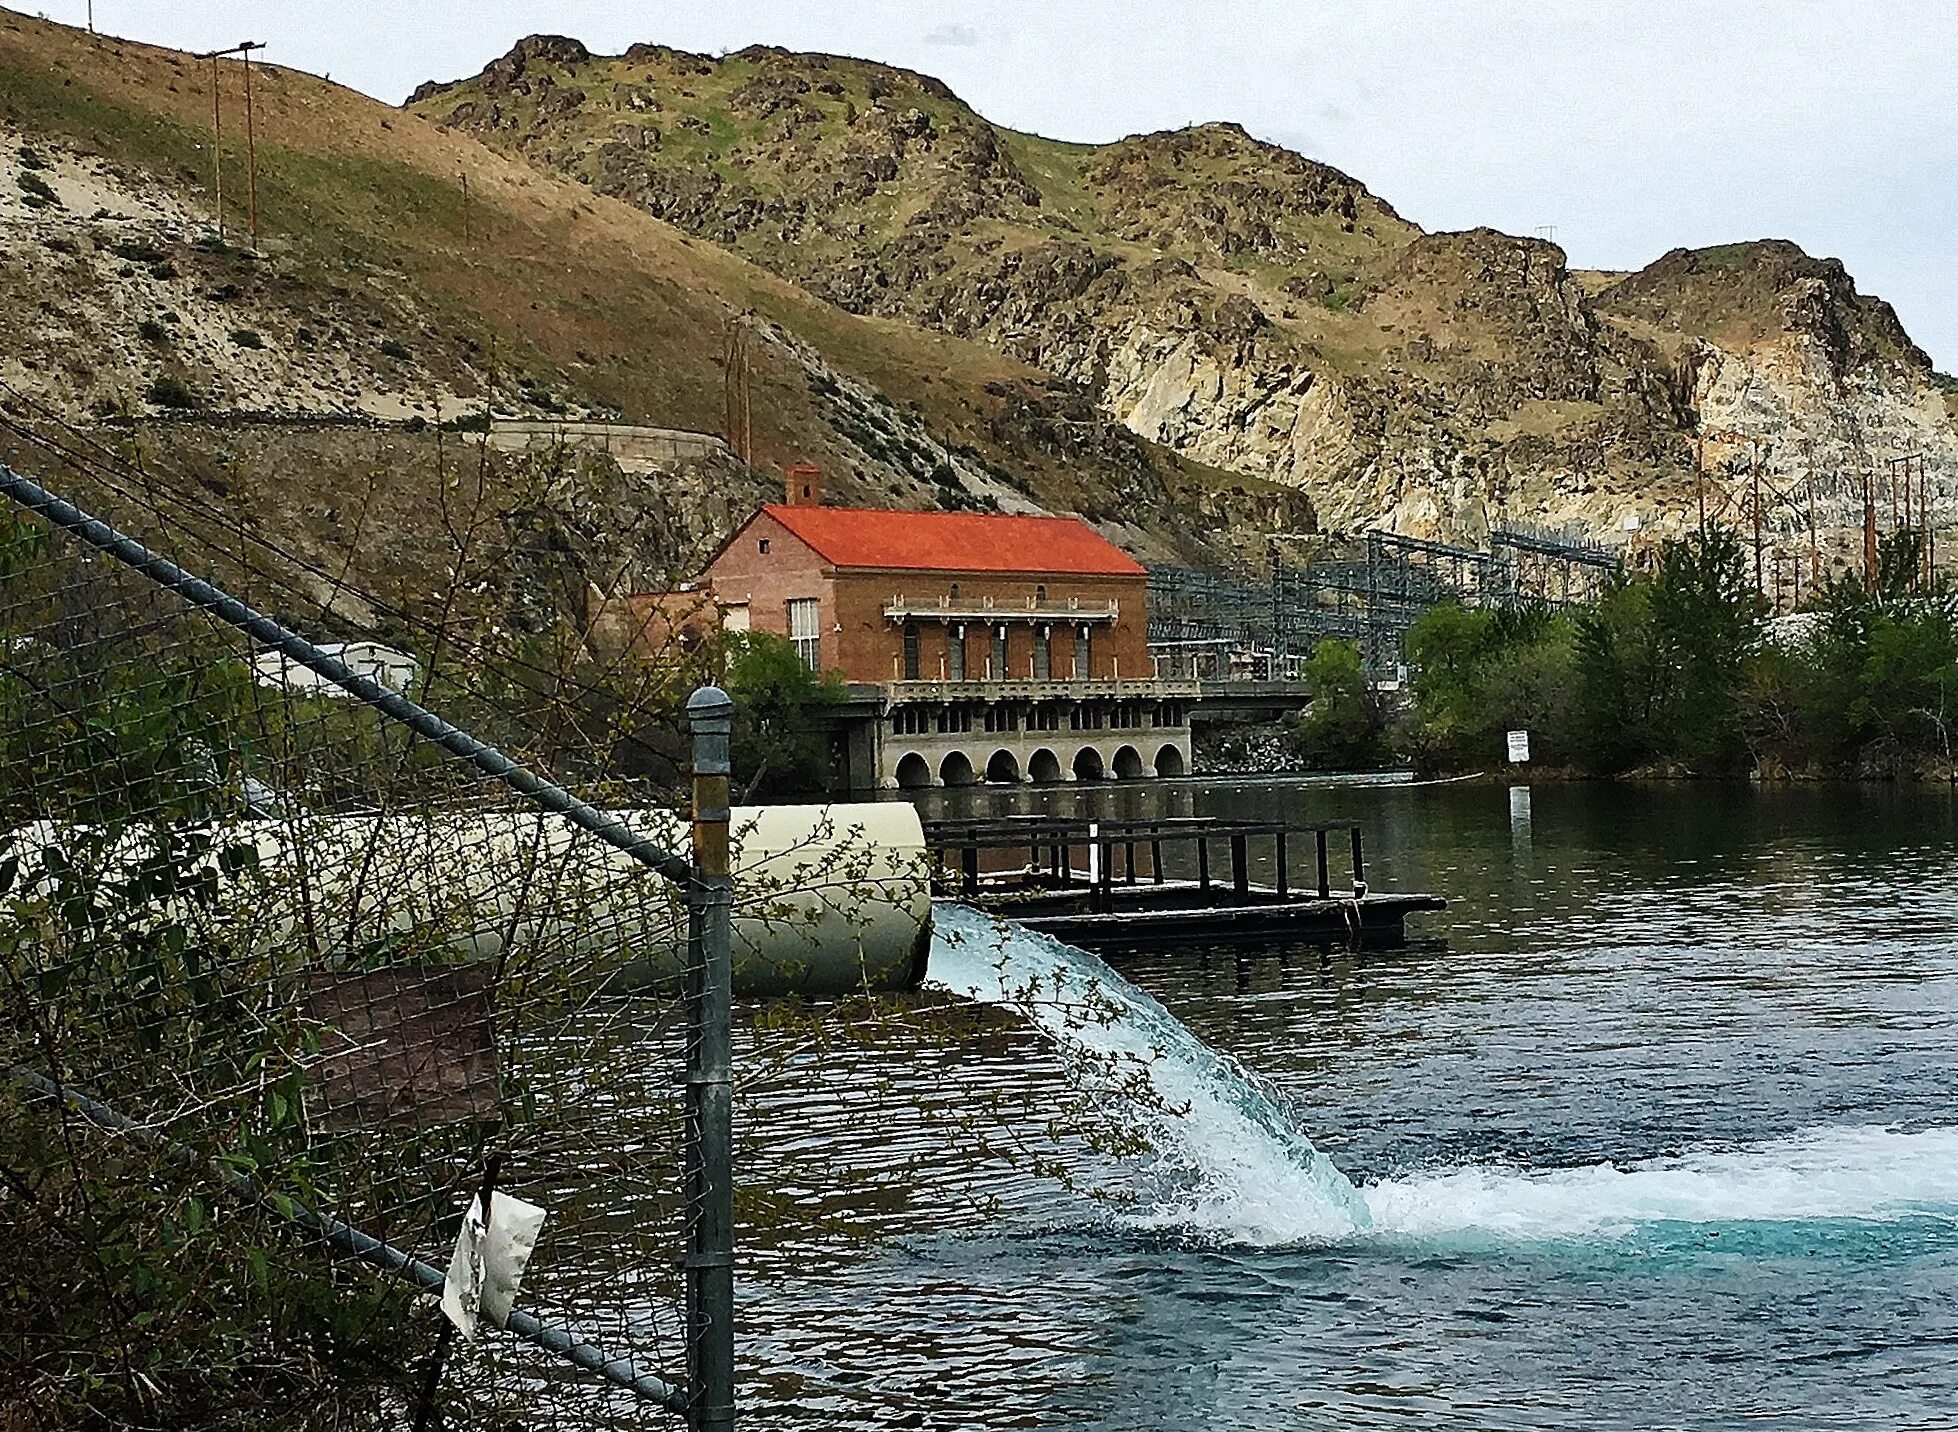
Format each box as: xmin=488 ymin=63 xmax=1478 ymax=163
xmin=928 ymin=904 xmax=1958 ymax=1250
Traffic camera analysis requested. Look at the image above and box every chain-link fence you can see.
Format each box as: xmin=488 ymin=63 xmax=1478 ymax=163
xmin=0 ymin=410 xmax=743 ymax=1429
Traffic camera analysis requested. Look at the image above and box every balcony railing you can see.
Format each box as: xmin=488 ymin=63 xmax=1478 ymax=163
xmin=874 ymin=677 xmax=1200 ymax=702
xmin=883 ymin=594 xmax=1120 ymax=623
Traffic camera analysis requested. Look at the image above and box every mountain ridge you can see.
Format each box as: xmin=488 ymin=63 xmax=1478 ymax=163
xmin=413 ymin=35 xmax=1957 ymax=568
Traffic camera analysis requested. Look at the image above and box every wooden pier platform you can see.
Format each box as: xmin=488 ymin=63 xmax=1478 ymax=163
xmin=925 ymin=815 xmax=1445 ymax=951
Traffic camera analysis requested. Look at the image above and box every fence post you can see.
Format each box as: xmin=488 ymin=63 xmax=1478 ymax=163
xmin=685 ymin=686 xmax=736 ymax=1432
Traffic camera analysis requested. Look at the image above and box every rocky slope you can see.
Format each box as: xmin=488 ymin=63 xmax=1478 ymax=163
xmin=0 ymin=10 xmax=1301 ymax=649
xmin=414 ymin=38 xmax=1958 ymax=574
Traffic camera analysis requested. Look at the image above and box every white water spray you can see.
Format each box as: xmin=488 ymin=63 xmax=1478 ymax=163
xmin=929 ymin=902 xmax=1372 ymax=1241
xmin=928 ymin=904 xmax=1958 ymax=1248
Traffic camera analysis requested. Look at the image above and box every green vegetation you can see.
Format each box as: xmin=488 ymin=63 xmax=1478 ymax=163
xmin=144 ymin=374 xmax=196 ymax=408
xmin=1381 ymin=528 xmax=1958 ymax=779
xmin=720 ymin=631 xmax=846 ymax=797
xmin=16 ymin=167 xmax=55 ymax=205
xmin=229 ymin=327 xmax=264 ymax=349
xmin=1294 ymin=639 xmax=1389 ymax=769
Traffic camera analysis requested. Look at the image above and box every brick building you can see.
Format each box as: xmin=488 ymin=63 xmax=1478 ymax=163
xmin=700 ymin=477 xmax=1196 ymax=789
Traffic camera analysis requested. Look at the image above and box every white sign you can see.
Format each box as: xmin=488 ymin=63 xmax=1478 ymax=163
xmin=440 ymin=1191 xmax=549 ymax=1341
xmin=1506 ymin=730 xmax=1531 ymax=764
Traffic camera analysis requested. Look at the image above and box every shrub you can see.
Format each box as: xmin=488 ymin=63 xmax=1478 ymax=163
xmin=229 ymin=328 xmax=265 ymax=350
xmin=137 ymin=318 xmax=168 ymax=343
xmin=377 ymin=338 xmax=411 ymax=360
xmin=17 ymin=143 xmax=47 ymax=169
xmin=144 ymin=375 xmax=196 ymax=409
xmin=1294 ymin=639 xmax=1390 ymax=769
xmin=17 ymin=170 xmax=56 ymax=206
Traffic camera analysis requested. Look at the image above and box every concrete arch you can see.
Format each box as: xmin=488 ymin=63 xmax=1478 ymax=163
xmin=1072 ymin=746 xmax=1106 ymax=781
xmin=939 ymin=750 xmax=978 ymax=787
xmin=894 ymin=752 xmax=933 ymax=790
xmin=985 ymin=748 xmax=1021 ymax=783
xmin=1028 ymin=747 xmax=1064 ymax=784
xmin=1154 ymin=743 xmax=1187 ymax=777
xmin=1112 ymin=744 xmax=1146 ymax=780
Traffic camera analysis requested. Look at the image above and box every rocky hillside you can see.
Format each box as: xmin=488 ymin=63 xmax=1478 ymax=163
xmin=0 ymin=11 xmax=1301 ymax=650
xmin=414 ymin=37 xmax=1958 ymax=574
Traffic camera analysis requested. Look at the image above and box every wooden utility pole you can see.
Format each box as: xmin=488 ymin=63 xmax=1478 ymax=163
xmin=199 ymin=42 xmax=264 ymax=245
xmin=209 ymin=52 xmax=223 ymax=238
xmin=240 ymin=41 xmax=262 ymax=248
xmin=722 ymin=320 xmax=752 ymax=466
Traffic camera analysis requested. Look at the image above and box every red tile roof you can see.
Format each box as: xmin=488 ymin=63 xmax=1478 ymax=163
xmin=759 ymin=504 xmax=1146 ymax=577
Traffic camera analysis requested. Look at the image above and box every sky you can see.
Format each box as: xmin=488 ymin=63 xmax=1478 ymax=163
xmin=44 ymin=1 xmax=1958 ymax=367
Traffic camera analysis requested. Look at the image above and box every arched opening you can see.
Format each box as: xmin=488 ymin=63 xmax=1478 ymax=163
xmin=1028 ymin=748 xmax=1063 ymax=784
xmin=939 ymin=750 xmax=977 ymax=787
xmin=985 ymin=749 xmax=1021 ymax=784
xmin=1112 ymin=745 xmax=1146 ymax=780
xmin=894 ymin=752 xmax=932 ymax=789
xmin=1072 ymin=746 xmax=1106 ymax=782
xmin=1154 ymin=743 xmax=1187 ymax=778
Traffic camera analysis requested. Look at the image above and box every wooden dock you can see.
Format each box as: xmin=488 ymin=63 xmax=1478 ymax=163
xmin=924 ymin=815 xmax=1445 ymax=951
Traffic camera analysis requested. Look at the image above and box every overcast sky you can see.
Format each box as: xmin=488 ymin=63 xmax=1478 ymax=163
xmin=50 ymin=1 xmax=1958 ymax=366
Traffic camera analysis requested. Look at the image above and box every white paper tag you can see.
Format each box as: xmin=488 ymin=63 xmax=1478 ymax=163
xmin=439 ymin=1191 xmax=548 ymax=1340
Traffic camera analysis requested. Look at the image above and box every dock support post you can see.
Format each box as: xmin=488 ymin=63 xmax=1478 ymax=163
xmin=685 ymin=687 xmax=736 ymax=1432
xmin=962 ymin=843 xmax=979 ymax=896
xmin=1198 ymin=837 xmax=1210 ymax=893
xmin=1096 ymin=833 xmax=1113 ymax=913
xmin=1125 ymin=837 xmax=1137 ymax=886
xmin=1350 ymin=825 xmax=1366 ymax=894
xmin=1316 ymin=830 xmax=1330 ymax=898
xmin=1151 ymin=824 xmax=1164 ymax=886
xmin=1231 ymin=832 xmax=1249 ymax=899
xmin=1274 ymin=831 xmax=1288 ymax=899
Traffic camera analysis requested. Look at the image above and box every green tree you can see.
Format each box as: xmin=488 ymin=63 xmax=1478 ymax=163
xmin=1295 ymin=639 xmax=1386 ymax=769
xmin=721 ymin=631 xmax=845 ymax=797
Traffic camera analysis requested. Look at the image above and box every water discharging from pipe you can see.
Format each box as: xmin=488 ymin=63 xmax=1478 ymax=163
xmin=928 ymin=903 xmax=1958 ymax=1249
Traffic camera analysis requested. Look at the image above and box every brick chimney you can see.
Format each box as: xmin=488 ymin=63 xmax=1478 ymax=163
xmin=784 ymin=463 xmax=822 ymax=506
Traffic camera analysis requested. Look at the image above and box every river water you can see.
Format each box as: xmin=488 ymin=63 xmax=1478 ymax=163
xmin=732 ymin=780 xmax=1958 ymax=1430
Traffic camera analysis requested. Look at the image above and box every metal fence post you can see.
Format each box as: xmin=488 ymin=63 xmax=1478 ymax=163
xmin=685 ymin=686 xmax=736 ymax=1432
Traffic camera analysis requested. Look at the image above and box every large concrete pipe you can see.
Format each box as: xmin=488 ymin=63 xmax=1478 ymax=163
xmin=2 ymin=804 xmax=932 ymax=998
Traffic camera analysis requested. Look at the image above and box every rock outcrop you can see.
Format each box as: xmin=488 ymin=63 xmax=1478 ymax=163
xmin=415 ymin=39 xmax=1958 ymax=570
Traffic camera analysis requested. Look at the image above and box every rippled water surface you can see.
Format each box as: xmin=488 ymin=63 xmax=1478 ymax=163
xmin=736 ymin=782 xmax=1958 ymax=1430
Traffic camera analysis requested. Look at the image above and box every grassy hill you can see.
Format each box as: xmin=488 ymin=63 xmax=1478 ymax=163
xmin=0 ymin=10 xmax=1299 ymax=619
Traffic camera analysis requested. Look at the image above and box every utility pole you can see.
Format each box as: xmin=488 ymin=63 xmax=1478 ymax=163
xmin=1750 ymin=441 xmax=1764 ymax=599
xmin=1695 ymin=435 xmax=1708 ymax=536
xmin=722 ymin=320 xmax=751 ymax=466
xmin=240 ymin=41 xmax=262 ymax=249
xmin=198 ymin=42 xmax=264 ymax=246
xmin=1863 ymin=466 xmax=1878 ymax=592
xmin=209 ymin=52 xmax=222 ymax=238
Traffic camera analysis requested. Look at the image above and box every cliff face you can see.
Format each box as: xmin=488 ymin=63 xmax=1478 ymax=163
xmin=415 ymin=39 xmax=1958 ymax=566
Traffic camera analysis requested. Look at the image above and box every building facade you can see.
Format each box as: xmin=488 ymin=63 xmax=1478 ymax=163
xmin=701 ymin=480 xmax=1195 ymax=789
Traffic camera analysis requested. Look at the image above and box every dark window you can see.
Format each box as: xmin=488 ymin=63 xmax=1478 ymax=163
xmin=758 ymin=538 xmax=770 ymax=554
xmin=993 ymin=625 xmax=1008 ymax=680
xmin=1075 ymin=625 xmax=1091 ymax=679
xmin=903 ymin=622 xmax=921 ymax=680
xmin=949 ymin=625 xmax=966 ymax=681
xmin=1035 ymin=584 xmax=1046 ymax=604
xmin=1034 ymin=624 xmax=1051 ymax=680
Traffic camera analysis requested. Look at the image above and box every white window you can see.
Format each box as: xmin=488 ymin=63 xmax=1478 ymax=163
xmin=787 ymin=598 xmax=820 ymax=670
